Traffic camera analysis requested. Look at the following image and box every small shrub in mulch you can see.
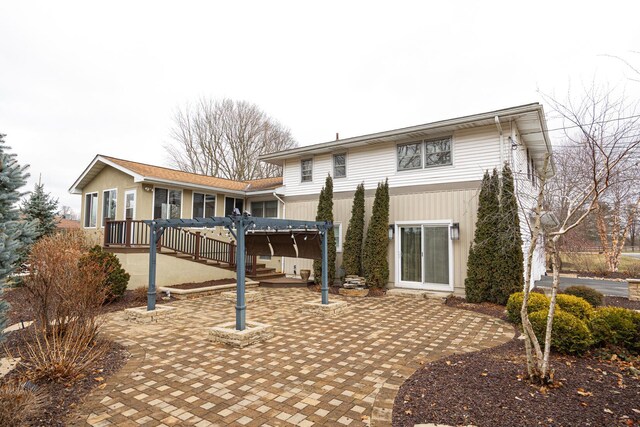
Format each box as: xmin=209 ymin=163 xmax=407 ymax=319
xmin=529 ymin=309 xmax=593 ymax=355
xmin=505 ymin=292 xmax=550 ymax=324
xmin=590 ymin=307 xmax=640 ymax=354
xmin=555 ymin=294 xmax=593 ymax=321
xmin=564 ymin=285 xmax=603 ymax=307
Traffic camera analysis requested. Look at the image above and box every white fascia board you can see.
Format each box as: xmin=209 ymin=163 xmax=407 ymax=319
xmin=141 ymin=177 xmax=247 ymax=196
xmin=245 ymin=187 xmax=285 ymax=196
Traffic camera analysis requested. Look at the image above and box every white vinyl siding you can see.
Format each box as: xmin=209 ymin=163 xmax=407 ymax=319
xmin=283 ymin=125 xmax=501 ymax=197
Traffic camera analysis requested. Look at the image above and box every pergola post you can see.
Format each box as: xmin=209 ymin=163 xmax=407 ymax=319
xmin=321 ymin=230 xmax=329 ymax=305
xmin=147 ymin=221 xmax=157 ymax=311
xmin=235 ymin=217 xmax=246 ymax=331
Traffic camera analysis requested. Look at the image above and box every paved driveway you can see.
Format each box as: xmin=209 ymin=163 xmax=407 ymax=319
xmin=535 ymin=275 xmax=628 ymax=297
xmin=72 ymin=288 xmax=513 ymax=427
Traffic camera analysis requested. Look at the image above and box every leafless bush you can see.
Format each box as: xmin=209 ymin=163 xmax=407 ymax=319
xmin=19 ymin=231 xmax=110 ymax=381
xmin=0 ymin=380 xmax=46 ymax=426
xmin=132 ymin=286 xmax=148 ymax=302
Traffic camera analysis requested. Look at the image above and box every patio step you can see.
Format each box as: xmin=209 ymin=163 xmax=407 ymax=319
xmin=386 ymin=288 xmax=452 ymax=299
xmin=258 ymin=276 xmax=309 ymax=288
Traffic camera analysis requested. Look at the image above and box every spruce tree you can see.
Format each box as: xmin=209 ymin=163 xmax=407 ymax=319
xmin=0 ymin=134 xmax=35 ymax=341
xmin=465 ymin=169 xmax=500 ymax=303
xmin=363 ymin=179 xmax=389 ymax=288
xmin=21 ymin=178 xmax=59 ymax=240
xmin=491 ymin=164 xmax=524 ymax=304
xmin=342 ymin=182 xmax=365 ymax=276
xmin=313 ymin=175 xmax=336 ymax=285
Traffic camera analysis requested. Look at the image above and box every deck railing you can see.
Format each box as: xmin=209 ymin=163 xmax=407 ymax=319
xmin=104 ymin=220 xmax=257 ymax=275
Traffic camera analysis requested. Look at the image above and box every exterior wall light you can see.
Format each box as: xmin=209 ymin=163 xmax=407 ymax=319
xmin=450 ymin=223 xmax=460 ymax=240
xmin=388 ymin=224 xmax=395 ymax=240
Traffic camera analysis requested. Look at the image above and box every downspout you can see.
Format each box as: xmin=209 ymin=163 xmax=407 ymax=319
xmin=273 ymin=192 xmax=286 ymax=274
xmin=494 ymin=116 xmax=504 ymax=169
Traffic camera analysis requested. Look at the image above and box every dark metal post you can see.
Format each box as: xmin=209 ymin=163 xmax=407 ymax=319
xmin=148 ymin=222 xmax=157 ymax=311
xmin=235 ymin=217 xmax=246 ymax=331
xmin=321 ymin=230 xmax=329 ymax=305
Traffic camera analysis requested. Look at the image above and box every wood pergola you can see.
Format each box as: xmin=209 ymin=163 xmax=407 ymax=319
xmin=143 ymin=213 xmax=333 ymax=331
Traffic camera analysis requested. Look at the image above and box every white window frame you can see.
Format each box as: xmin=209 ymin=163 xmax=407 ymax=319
xmin=224 ymin=196 xmax=245 ymax=216
xmin=250 ymin=200 xmax=279 ymax=218
xmin=84 ymin=192 xmax=98 ymax=228
xmin=333 ymin=222 xmax=343 ymax=252
xmin=192 ymin=192 xmax=216 ymax=219
xmin=394 ymin=220 xmax=454 ymax=292
xmin=124 ymin=189 xmax=136 ymax=220
xmin=101 ymin=188 xmax=117 ymax=227
xmin=424 ymin=137 xmax=453 ymax=168
xmin=332 ymin=153 xmax=347 ymax=179
xmin=301 ymin=158 xmax=313 ymax=183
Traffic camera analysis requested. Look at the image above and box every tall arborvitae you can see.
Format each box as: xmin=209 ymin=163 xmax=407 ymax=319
xmin=363 ymin=179 xmax=389 ymax=288
xmin=492 ymin=164 xmax=524 ymax=304
xmin=342 ymin=182 xmax=365 ymax=276
xmin=313 ymin=175 xmax=336 ymax=285
xmin=0 ymin=134 xmax=35 ymax=341
xmin=465 ymin=169 xmax=500 ymax=303
xmin=21 ymin=178 xmax=59 ymax=240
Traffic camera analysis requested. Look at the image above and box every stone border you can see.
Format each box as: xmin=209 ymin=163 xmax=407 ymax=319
xmin=124 ymin=305 xmax=177 ymax=324
xmin=339 ymin=288 xmax=369 ymax=297
xmin=220 ymin=290 xmax=262 ymax=303
xmin=300 ymin=300 xmax=349 ymax=316
xmin=628 ymin=278 xmax=640 ymax=301
xmin=159 ymin=281 xmax=259 ymax=300
xmin=208 ymin=321 xmax=274 ymax=348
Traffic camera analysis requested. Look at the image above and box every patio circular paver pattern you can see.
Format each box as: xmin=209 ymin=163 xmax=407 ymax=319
xmin=71 ymin=288 xmax=513 ymax=427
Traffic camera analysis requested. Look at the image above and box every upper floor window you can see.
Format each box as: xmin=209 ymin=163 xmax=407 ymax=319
xmin=333 ymin=153 xmax=346 ymax=178
xmin=102 ymin=189 xmax=117 ymax=226
xmin=251 ymin=200 xmax=278 ymax=218
xmin=301 ymin=159 xmax=313 ymax=182
xmin=193 ymin=193 xmax=216 ymax=218
xmin=424 ymin=137 xmax=452 ymax=167
xmin=84 ymin=192 xmax=98 ymax=227
xmin=397 ymin=143 xmax=423 ymax=170
xmin=225 ymin=197 xmax=244 ymax=216
xmin=154 ymin=188 xmax=182 ymax=219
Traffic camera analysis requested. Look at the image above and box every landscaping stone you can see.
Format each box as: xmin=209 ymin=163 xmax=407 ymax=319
xmin=628 ymin=278 xmax=640 ymax=301
xmin=0 ymin=357 xmax=20 ymax=379
xmin=124 ymin=305 xmax=177 ymax=323
xmin=208 ymin=321 xmax=273 ymax=348
xmin=300 ymin=300 xmax=349 ymax=316
xmin=338 ymin=287 xmax=369 ymax=297
xmin=220 ymin=290 xmax=262 ymax=304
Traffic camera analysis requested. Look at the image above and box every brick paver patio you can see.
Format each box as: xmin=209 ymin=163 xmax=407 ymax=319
xmin=71 ymin=288 xmax=513 ymax=427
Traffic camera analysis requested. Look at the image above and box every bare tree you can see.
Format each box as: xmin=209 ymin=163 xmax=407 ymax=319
xmin=165 ymin=98 xmax=297 ymax=181
xmin=520 ymin=84 xmax=640 ymax=383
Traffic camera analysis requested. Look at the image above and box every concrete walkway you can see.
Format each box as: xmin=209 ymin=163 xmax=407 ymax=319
xmin=71 ymin=288 xmax=513 ymax=427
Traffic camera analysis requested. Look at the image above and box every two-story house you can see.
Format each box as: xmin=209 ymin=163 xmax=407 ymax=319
xmin=71 ymin=103 xmax=550 ymax=294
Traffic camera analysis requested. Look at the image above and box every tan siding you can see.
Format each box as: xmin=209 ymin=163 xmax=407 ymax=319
xmin=283 ymin=184 xmax=480 ymax=295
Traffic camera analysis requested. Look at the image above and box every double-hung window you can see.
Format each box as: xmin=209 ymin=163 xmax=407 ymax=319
xmin=424 ymin=138 xmax=452 ymax=167
xmin=102 ymin=189 xmax=117 ymax=226
xmin=84 ymin=192 xmax=98 ymax=227
xmin=301 ymin=159 xmax=313 ymax=182
xmin=193 ymin=193 xmax=216 ymax=218
xmin=154 ymin=188 xmax=182 ymax=219
xmin=333 ymin=153 xmax=346 ymax=178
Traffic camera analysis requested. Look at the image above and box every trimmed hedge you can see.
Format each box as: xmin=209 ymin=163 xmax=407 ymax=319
xmin=555 ymin=294 xmax=593 ymax=321
xmin=563 ymin=285 xmax=603 ymax=307
xmin=506 ymin=292 xmax=550 ymax=324
xmin=589 ymin=307 xmax=640 ymax=354
xmin=529 ymin=309 xmax=593 ymax=355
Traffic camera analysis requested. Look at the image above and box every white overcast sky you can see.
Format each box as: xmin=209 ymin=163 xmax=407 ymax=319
xmin=1 ymin=1 xmax=639 ymax=212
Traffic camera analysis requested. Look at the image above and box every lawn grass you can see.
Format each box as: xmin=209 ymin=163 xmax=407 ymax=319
xmin=561 ymin=252 xmax=640 ymax=273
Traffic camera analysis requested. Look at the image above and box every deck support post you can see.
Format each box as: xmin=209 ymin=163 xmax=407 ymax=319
xmin=147 ymin=221 xmax=158 ymax=311
xmin=321 ymin=230 xmax=329 ymax=305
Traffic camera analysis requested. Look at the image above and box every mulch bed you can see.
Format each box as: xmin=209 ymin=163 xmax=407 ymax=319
xmin=393 ymin=338 xmax=639 ymax=427
xmin=395 ymin=297 xmax=640 ymax=426
xmin=1 ymin=332 xmax=128 ymax=427
xmin=165 ymin=278 xmax=237 ymax=290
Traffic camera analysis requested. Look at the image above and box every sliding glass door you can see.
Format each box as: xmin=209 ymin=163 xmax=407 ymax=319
xmin=398 ymin=223 xmax=452 ymax=289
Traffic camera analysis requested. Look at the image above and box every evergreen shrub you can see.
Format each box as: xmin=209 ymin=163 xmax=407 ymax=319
xmin=506 ymin=291 xmax=550 ymax=324
xmin=529 ymin=309 xmax=593 ymax=355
